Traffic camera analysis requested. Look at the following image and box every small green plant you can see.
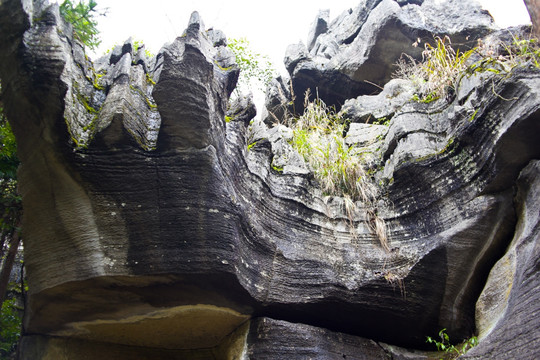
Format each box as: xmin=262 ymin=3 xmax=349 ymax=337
xmin=60 ymin=0 xmax=104 ymax=50
xmin=105 ymin=40 xmax=154 ymax=59
xmin=507 ymin=37 xmax=540 ymax=67
xmin=271 ymin=163 xmax=284 ymax=173
xmin=287 ymin=90 xmax=389 ymax=251
xmin=395 ymin=36 xmax=475 ymax=103
xmin=91 ymin=71 xmax=105 ymax=90
xmin=133 ymin=40 xmax=143 ymax=53
xmin=411 ymin=92 xmax=439 ymax=104
xmin=145 ymin=73 xmax=156 ymax=85
xmin=290 ymin=91 xmax=372 ymax=201
xmin=468 ymin=109 xmax=479 ymax=122
xmin=0 ymin=298 xmax=22 ymax=357
xmin=373 ymin=116 xmax=391 ymax=126
xmin=134 ymin=40 xmax=155 ymax=58
xmin=426 ymin=328 xmax=478 ymax=359
xmin=470 ymin=35 xmax=540 ymax=74
xmin=227 ymin=37 xmax=274 ymax=94
xmin=396 ymin=33 xmax=540 ymax=104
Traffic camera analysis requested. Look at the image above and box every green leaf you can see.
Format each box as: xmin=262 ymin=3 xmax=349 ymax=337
xmin=60 ymin=0 xmax=103 ymax=50
xmin=0 ymin=299 xmax=22 ymax=355
xmin=227 ymin=37 xmax=274 ymax=94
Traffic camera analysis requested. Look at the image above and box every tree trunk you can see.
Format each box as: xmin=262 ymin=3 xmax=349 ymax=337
xmin=0 ymin=224 xmax=21 ymax=306
xmin=524 ymin=0 xmax=540 ymax=38
xmin=0 ymin=231 xmax=7 ymax=259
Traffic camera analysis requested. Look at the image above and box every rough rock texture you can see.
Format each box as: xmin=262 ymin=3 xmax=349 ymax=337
xmin=461 ymin=160 xmax=540 ymax=359
xmin=524 ymin=0 xmax=540 ymax=38
xmin=341 ymin=78 xmax=415 ymax=123
xmin=307 ymin=9 xmax=330 ymax=52
xmin=0 ymin=0 xmax=539 ymax=359
xmin=261 ymin=74 xmax=293 ymax=126
xmin=277 ymin=0 xmax=494 ymax=115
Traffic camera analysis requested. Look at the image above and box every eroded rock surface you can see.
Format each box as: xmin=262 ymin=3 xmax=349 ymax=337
xmin=462 ymin=160 xmax=540 ymax=359
xmin=273 ymin=0 xmax=494 ymax=116
xmin=0 ymin=0 xmax=539 ymax=359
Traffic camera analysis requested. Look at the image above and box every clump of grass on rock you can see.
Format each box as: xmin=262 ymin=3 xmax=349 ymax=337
xmin=286 ymin=90 xmax=389 ymax=252
xmin=395 ymin=33 xmax=540 ymax=103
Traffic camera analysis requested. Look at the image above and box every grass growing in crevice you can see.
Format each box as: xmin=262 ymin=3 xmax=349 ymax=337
xmin=287 ymin=90 xmax=390 ymax=252
xmin=471 ymin=34 xmax=540 ymax=74
xmin=395 ymin=33 xmax=540 ymax=103
xmin=426 ymin=328 xmax=478 ymax=359
xmin=394 ymin=36 xmax=475 ymax=103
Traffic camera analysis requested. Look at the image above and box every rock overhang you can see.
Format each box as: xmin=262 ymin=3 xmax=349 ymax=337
xmin=0 ymin=0 xmax=539 ymax=358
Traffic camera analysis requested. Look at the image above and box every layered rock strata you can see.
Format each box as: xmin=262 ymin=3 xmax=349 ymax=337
xmin=0 ymin=0 xmax=538 ymax=359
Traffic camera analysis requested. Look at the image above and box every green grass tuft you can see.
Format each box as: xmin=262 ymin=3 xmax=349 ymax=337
xmin=394 ymin=36 xmax=475 ymax=103
xmin=395 ymin=33 xmax=540 ymax=104
xmin=286 ymin=90 xmax=389 ymax=251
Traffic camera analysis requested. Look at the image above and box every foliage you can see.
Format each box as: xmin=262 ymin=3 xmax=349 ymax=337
xmin=133 ymin=40 xmax=154 ymax=59
xmin=291 ymin=93 xmax=374 ymax=203
xmin=395 ymin=33 xmax=540 ymax=103
xmin=227 ymin=37 xmax=274 ymax=93
xmin=468 ymin=35 xmax=540 ymax=75
xmin=60 ymin=0 xmax=103 ymax=50
xmin=394 ymin=36 xmax=475 ymax=102
xmin=105 ymin=40 xmax=154 ymax=59
xmin=0 ymin=298 xmax=21 ymax=357
xmin=287 ymin=91 xmax=389 ymax=251
xmin=0 ymin=87 xmax=23 ymax=359
xmin=426 ymin=328 xmax=478 ymax=359
xmin=0 ymin=120 xmax=18 ymax=181
xmin=0 ymin=95 xmax=21 ymax=232
xmin=0 ymin=181 xmax=20 ymax=236
xmin=507 ymin=37 xmax=540 ymax=67
xmin=372 ymin=116 xmax=390 ymax=126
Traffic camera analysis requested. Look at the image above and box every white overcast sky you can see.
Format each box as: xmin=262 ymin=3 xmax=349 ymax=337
xmin=76 ymin=0 xmax=530 ymax=74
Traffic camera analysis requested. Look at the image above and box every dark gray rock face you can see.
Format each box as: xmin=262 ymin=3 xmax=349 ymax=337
xmin=247 ymin=318 xmax=391 ymax=359
xmin=280 ymin=0 xmax=494 ymax=114
xmin=461 ymin=160 xmax=540 ymax=360
xmin=262 ymin=75 xmax=293 ymax=126
xmin=0 ymin=0 xmax=539 ymax=359
xmin=247 ymin=317 xmax=439 ymax=359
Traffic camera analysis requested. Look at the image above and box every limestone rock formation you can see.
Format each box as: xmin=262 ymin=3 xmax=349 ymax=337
xmin=0 ymin=0 xmax=539 ymax=359
xmin=461 ymin=161 xmax=540 ymax=359
xmin=276 ymin=0 xmax=494 ymax=115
